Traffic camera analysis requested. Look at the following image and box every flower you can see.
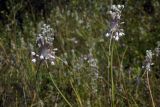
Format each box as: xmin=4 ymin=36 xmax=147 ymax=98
xmin=105 ymin=5 xmax=125 ymax=41
xmin=143 ymin=50 xmax=154 ymax=72
xmin=155 ymin=41 xmax=160 ymax=56
xmin=31 ymin=23 xmax=57 ymax=65
xmin=32 ymin=58 xmax=36 ymax=63
xmin=31 ymin=51 xmax=36 ymax=56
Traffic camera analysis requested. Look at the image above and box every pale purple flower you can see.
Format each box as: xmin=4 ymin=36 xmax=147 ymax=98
xmin=105 ymin=5 xmax=125 ymax=41
xmin=31 ymin=24 xmax=57 ymax=65
xmin=143 ymin=50 xmax=154 ymax=72
xmin=155 ymin=41 xmax=160 ymax=56
xmin=32 ymin=58 xmax=36 ymax=63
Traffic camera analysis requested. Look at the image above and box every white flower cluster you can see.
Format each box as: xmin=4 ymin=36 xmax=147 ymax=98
xmin=31 ymin=24 xmax=57 ymax=65
xmin=82 ymin=52 xmax=99 ymax=94
xmin=37 ymin=24 xmax=54 ymax=47
xmin=85 ymin=53 xmax=98 ymax=70
xmin=143 ymin=50 xmax=154 ymax=72
xmin=105 ymin=5 xmax=125 ymax=41
xmin=155 ymin=41 xmax=160 ymax=56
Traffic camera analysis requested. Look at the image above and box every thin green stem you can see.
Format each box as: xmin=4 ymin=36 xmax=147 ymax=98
xmin=111 ymin=41 xmax=115 ymax=107
xmin=49 ymin=73 xmax=73 ymax=107
xmin=70 ymin=79 xmax=83 ymax=107
xmin=108 ymin=36 xmax=112 ymax=104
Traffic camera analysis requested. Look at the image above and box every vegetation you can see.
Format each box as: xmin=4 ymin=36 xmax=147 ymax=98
xmin=0 ymin=0 xmax=160 ymax=107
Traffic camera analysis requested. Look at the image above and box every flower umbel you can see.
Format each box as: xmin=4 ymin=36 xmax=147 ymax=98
xmin=105 ymin=5 xmax=125 ymax=41
xmin=143 ymin=50 xmax=154 ymax=72
xmin=155 ymin=41 xmax=160 ymax=56
xmin=31 ymin=24 xmax=57 ymax=65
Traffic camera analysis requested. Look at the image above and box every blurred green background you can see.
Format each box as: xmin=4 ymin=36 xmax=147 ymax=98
xmin=0 ymin=0 xmax=160 ymax=107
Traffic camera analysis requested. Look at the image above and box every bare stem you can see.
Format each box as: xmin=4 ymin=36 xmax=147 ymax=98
xmin=146 ymin=71 xmax=155 ymax=107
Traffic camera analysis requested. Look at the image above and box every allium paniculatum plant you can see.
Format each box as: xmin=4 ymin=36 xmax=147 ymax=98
xmin=106 ymin=5 xmax=125 ymax=41
xmin=155 ymin=41 xmax=160 ymax=57
xmin=142 ymin=50 xmax=156 ymax=107
xmin=143 ymin=50 xmax=154 ymax=72
xmin=31 ymin=24 xmax=57 ymax=65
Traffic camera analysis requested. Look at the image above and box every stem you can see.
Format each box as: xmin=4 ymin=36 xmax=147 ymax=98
xmin=23 ymin=87 xmax=27 ymax=107
xmin=146 ymin=71 xmax=155 ymax=107
xmin=36 ymin=60 xmax=43 ymax=80
xmin=108 ymin=34 xmax=115 ymax=107
xmin=49 ymin=73 xmax=72 ymax=107
xmin=34 ymin=60 xmax=43 ymax=103
xmin=111 ymin=41 xmax=115 ymax=107
xmin=108 ymin=36 xmax=112 ymax=104
xmin=70 ymin=79 xmax=83 ymax=107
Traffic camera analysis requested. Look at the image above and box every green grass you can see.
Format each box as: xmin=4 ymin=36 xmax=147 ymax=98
xmin=0 ymin=0 xmax=160 ymax=107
